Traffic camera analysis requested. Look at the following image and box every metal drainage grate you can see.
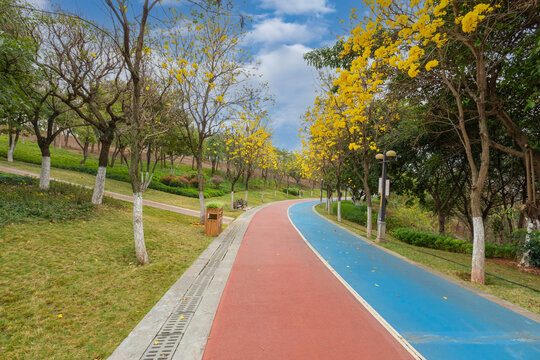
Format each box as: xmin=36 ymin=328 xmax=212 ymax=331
xmin=140 ymin=225 xmax=239 ymax=360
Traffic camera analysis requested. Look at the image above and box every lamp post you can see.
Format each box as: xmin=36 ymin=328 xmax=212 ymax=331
xmin=375 ymin=150 xmax=396 ymax=242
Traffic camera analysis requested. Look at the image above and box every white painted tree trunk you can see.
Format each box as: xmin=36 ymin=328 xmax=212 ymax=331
xmin=366 ymin=206 xmax=372 ymax=238
xmin=92 ymin=166 xmax=107 ymax=205
xmin=337 ymin=197 xmax=342 ymax=222
xmin=299 ymin=189 xmax=302 ymax=198
xmin=520 ymin=218 xmax=540 ymax=267
xmin=471 ymin=217 xmax=485 ymax=284
xmin=39 ymin=156 xmax=51 ymax=190
xmin=230 ymin=190 xmax=234 ymax=211
xmin=244 ymin=189 xmax=248 ymax=202
xmin=199 ymin=190 xmax=205 ymax=224
xmin=7 ymin=141 xmax=16 ymax=162
xmin=133 ymin=192 xmax=149 ymax=264
xmin=311 ymin=190 xmax=313 ymax=197
xmin=261 ymin=190 xmax=264 ymax=203
xmin=274 ymin=190 xmax=277 ymax=200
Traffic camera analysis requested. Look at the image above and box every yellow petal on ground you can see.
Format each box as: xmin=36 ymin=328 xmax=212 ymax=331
xmin=57 ymin=314 xmax=63 ymax=318
xmin=371 ymin=270 xmax=375 ymax=272
xmin=375 ymin=284 xmax=380 ymax=287
xmin=443 ymin=296 xmax=448 ymax=300
xmin=346 ymin=265 xmax=350 ymax=268
xmin=154 ymin=341 xmax=159 ymax=345
xmin=179 ymin=316 xmax=184 ymax=320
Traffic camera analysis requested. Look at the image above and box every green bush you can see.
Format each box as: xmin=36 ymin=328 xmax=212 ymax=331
xmin=283 ymin=188 xmax=300 ymax=196
xmin=332 ymin=200 xmax=377 ymax=227
xmin=206 ymin=200 xmax=224 ymax=209
xmin=391 ymin=228 xmax=517 ymax=259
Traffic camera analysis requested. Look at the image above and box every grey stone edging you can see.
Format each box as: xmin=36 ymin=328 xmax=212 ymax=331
xmin=310 ymin=203 xmax=540 ymax=324
xmin=108 ymin=202 xmax=273 ymax=360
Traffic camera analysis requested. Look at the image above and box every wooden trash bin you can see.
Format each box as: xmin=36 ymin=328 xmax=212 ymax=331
xmin=205 ymin=207 xmax=223 ymax=236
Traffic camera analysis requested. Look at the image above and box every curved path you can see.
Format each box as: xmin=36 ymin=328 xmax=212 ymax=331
xmin=203 ymin=200 xmax=416 ymax=360
xmin=288 ymin=201 xmax=540 ymax=359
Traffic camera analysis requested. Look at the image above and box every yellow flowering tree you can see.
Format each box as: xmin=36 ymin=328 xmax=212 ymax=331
xmin=225 ymin=110 xmax=274 ymax=209
xmin=162 ymin=8 xmax=267 ymax=223
xmin=334 ymin=0 xmax=532 ymax=284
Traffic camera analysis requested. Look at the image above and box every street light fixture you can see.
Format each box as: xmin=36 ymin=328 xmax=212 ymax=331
xmin=376 ymin=150 xmax=397 ymax=242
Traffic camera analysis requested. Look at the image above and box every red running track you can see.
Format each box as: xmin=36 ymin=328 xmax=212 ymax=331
xmin=202 ymin=201 xmax=414 ymax=360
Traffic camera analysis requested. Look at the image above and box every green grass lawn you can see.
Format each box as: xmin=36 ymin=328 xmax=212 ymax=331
xmin=0 ymin=176 xmax=215 ymax=359
xmin=315 ymin=203 xmax=540 ymax=315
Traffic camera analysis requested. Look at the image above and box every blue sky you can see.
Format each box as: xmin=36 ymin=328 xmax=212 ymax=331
xmin=31 ymin=0 xmax=369 ymax=150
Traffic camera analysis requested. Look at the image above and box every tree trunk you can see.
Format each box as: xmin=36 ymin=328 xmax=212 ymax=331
xmin=40 ymin=155 xmax=51 ymax=190
xmin=92 ymin=136 xmax=113 ymax=205
xmin=367 ymin=206 xmax=372 ymax=237
xmin=230 ymin=189 xmax=235 ymax=211
xmin=261 ymin=174 xmax=267 ymax=203
xmin=470 ymin=190 xmax=485 ymax=284
xmin=326 ymin=188 xmax=331 ymax=215
xmin=7 ymin=129 xmax=20 ymax=162
xmin=520 ymin=218 xmax=540 ymax=266
xmin=244 ymin=171 xmax=251 ymax=203
xmin=196 ymin=152 xmax=205 ymax=225
xmin=133 ymin=192 xmax=149 ymax=264
xmin=438 ymin=212 xmax=447 ymax=235
xmin=337 ymin=182 xmax=342 ymax=222
xmin=38 ymin=144 xmax=51 ymax=190
xmin=64 ymin=132 xmax=69 ymax=148
xmin=81 ymin=142 xmax=89 ymax=166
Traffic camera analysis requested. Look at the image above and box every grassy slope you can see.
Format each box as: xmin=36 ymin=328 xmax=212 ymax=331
xmin=0 ymin=186 xmax=214 ymax=359
xmin=315 ymin=204 xmax=540 ymax=315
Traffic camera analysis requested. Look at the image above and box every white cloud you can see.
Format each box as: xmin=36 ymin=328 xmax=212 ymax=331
xmin=255 ymin=44 xmax=318 ymax=149
xmin=245 ymin=18 xmax=317 ymax=45
xmin=259 ymin=0 xmax=334 ymax=15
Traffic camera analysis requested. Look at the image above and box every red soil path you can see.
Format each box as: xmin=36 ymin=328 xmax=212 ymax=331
xmin=202 ymin=200 xmax=414 ymax=360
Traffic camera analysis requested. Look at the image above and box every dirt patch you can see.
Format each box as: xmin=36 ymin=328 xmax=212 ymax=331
xmin=489 ymin=258 xmax=540 ymax=276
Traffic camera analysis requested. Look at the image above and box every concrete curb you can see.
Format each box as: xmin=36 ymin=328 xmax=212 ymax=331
xmin=310 ymin=203 xmax=540 ymax=324
xmin=107 ymin=202 xmax=273 ymax=360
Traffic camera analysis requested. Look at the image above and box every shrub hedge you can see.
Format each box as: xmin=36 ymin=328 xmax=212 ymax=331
xmin=391 ymin=228 xmax=517 ymax=259
xmin=283 ymin=188 xmax=300 ymax=196
xmin=332 ymin=201 xmax=377 ymax=227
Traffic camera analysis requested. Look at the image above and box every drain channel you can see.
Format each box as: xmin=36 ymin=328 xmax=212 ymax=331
xmin=140 ymin=225 xmax=239 ymax=360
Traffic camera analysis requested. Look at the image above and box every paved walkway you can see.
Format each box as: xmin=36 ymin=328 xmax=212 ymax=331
xmin=0 ymin=165 xmax=233 ymax=224
xmin=289 ymin=201 xmax=540 ymax=360
xmin=202 ymin=200 xmax=417 ymax=359
xmin=105 ymin=199 xmax=539 ymax=359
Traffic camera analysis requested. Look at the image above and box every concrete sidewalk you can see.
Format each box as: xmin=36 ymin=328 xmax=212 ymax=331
xmin=0 ymin=165 xmax=234 ymax=224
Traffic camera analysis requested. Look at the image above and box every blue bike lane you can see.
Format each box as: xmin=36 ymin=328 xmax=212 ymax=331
xmin=288 ymin=201 xmax=540 ymax=360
